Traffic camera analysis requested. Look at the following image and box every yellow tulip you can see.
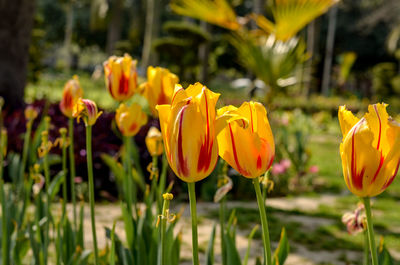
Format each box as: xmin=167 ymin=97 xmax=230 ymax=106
xmin=339 ymin=104 xmax=400 ymax=197
xmin=59 ymin=75 xmax=83 ymax=118
xmin=145 ymin=127 xmax=163 ymax=156
xmin=156 ymin=83 xmax=247 ymax=183
xmin=103 ymin=54 xmax=138 ymax=101
xmin=140 ymin=66 xmax=179 ymax=116
xmin=115 ymin=103 xmax=147 ymax=137
xmin=217 ymin=101 xmax=275 ymax=179
xmin=73 ymin=98 xmax=102 ymax=126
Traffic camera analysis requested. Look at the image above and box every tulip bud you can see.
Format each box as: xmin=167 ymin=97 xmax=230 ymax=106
xmin=24 ymin=106 xmax=38 ymax=123
xmin=217 ymin=101 xmax=275 ymax=178
xmin=103 ymin=54 xmax=138 ymax=101
xmin=145 ymin=127 xmax=163 ymax=156
xmin=115 ymin=103 xmax=147 ymax=137
xmin=339 ymin=104 xmax=400 ymax=197
xmin=73 ymin=98 xmax=102 ymax=127
xmin=60 ymin=75 xmax=84 ymax=118
xmin=140 ymin=66 xmax=179 ymax=116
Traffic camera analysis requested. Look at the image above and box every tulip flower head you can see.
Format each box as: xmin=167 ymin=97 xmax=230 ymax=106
xmin=59 ymin=75 xmax=83 ymax=118
xmin=140 ymin=66 xmax=179 ymax=116
xmin=156 ymin=83 xmax=247 ymax=183
xmin=339 ymin=104 xmax=400 ymax=197
xmin=115 ymin=103 xmax=147 ymax=137
xmin=73 ymin=98 xmax=102 ymax=126
xmin=103 ymin=54 xmax=138 ymax=101
xmin=217 ymin=101 xmax=275 ymax=179
xmin=146 ymin=126 xmax=163 ymax=156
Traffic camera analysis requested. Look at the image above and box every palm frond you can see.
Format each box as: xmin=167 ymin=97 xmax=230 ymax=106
xmin=170 ymin=0 xmax=240 ymax=30
xmin=254 ymin=0 xmax=339 ymax=41
xmin=230 ymin=33 xmax=308 ymax=92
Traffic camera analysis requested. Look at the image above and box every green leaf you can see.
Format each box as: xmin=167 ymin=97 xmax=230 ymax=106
xmin=224 ymin=233 xmax=242 ymax=265
xmin=48 ymin=171 xmax=66 ymax=202
xmin=378 ymin=237 xmax=394 ymax=265
xmin=272 ymin=227 xmax=290 ymax=265
xmin=110 ymin=221 xmax=116 ymax=265
xmin=121 ymin=203 xmax=134 ymax=251
xmin=206 ymin=223 xmax=216 ymax=265
xmin=243 ymin=225 xmax=259 ymax=265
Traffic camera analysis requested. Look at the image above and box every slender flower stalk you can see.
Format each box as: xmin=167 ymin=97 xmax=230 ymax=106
xmin=363 ymin=197 xmax=378 ymax=265
xmin=58 ymin=128 xmax=68 ymax=218
xmin=41 ymin=129 xmax=51 ymax=265
xmin=20 ymin=106 xmax=38 ymax=185
xmin=363 ymin=229 xmax=371 ymax=265
xmin=159 ymin=193 xmax=173 ymax=265
xmin=253 ymin=176 xmax=272 ymax=265
xmin=1 ymin=129 xmax=9 ymax=265
xmin=68 ymin=118 xmax=77 ymax=228
xmin=73 ymin=98 xmax=102 ymax=265
xmin=123 ymin=136 xmax=134 ymax=215
xmin=85 ymin=125 xmax=99 ymax=265
xmin=188 ymin=182 xmax=199 ymax=265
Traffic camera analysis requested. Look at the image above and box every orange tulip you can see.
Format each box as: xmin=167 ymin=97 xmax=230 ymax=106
xmin=156 ymin=83 xmax=247 ymax=183
xmin=339 ymin=104 xmax=400 ymax=197
xmin=103 ymin=54 xmax=138 ymax=101
xmin=59 ymin=75 xmax=83 ymax=118
xmin=115 ymin=103 xmax=147 ymax=137
xmin=140 ymin=66 xmax=179 ymax=116
xmin=73 ymin=98 xmax=102 ymax=126
xmin=217 ymin=101 xmax=275 ymax=178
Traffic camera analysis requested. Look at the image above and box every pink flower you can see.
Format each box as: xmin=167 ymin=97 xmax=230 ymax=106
xmin=309 ymin=165 xmax=319 ymax=174
xmin=342 ymin=204 xmax=366 ymax=235
xmin=271 ymin=163 xmax=285 ymax=176
xmin=281 ymin=159 xmax=291 ymax=170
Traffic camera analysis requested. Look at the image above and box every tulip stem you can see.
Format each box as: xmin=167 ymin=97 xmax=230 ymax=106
xmin=219 ymin=196 xmax=227 ymax=265
xmin=85 ymin=125 xmax=99 ymax=265
xmin=159 ymin=196 xmax=170 ymax=265
xmin=363 ymin=197 xmax=378 ymax=265
xmin=61 ymin=131 xmax=68 ymax=219
xmin=363 ymin=229 xmax=371 ymax=265
xmin=43 ymin=133 xmax=50 ymax=265
xmin=253 ymin=176 xmax=272 ymax=265
xmin=1 ymin=132 xmax=9 ymax=265
xmin=123 ymin=136 xmax=134 ymax=215
xmin=69 ymin=118 xmax=77 ymax=229
xmin=188 ymin=182 xmax=199 ymax=265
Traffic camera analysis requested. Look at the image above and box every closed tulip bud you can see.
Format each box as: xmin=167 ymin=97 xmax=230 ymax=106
xmin=103 ymin=54 xmax=138 ymax=101
xmin=217 ymin=101 xmax=275 ymax=178
xmin=140 ymin=66 xmax=179 ymax=116
xmin=145 ymin=127 xmax=163 ymax=156
xmin=73 ymin=98 xmax=102 ymax=126
xmin=339 ymin=104 xmax=400 ymax=197
xmin=156 ymin=83 xmax=248 ymax=183
xmin=59 ymin=75 xmax=83 ymax=118
xmin=115 ymin=103 xmax=147 ymax=137
xmin=24 ymin=106 xmax=38 ymax=122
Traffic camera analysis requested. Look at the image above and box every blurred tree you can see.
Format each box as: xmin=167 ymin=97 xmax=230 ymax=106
xmin=0 ymin=0 xmax=36 ymax=108
xmin=141 ymin=0 xmax=161 ymax=69
xmin=106 ymin=0 xmax=124 ymax=55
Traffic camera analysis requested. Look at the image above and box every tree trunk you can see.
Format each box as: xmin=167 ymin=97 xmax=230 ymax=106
xmin=63 ymin=0 xmax=74 ymax=70
xmin=251 ymin=0 xmax=265 ymax=29
xmin=0 ymin=0 xmax=35 ymax=109
xmin=304 ymin=21 xmax=315 ymax=97
xmin=321 ymin=5 xmax=338 ymax=96
xmin=141 ymin=0 xmax=161 ymax=69
xmin=106 ymin=0 xmax=124 ymax=55
xmin=198 ymin=21 xmax=211 ymax=83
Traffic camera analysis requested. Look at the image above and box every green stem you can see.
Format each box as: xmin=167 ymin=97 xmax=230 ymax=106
xmin=158 ymin=154 xmax=167 ymax=198
xmin=68 ymin=118 xmax=77 ymax=229
xmin=253 ymin=176 xmax=272 ymax=265
xmin=363 ymin=197 xmax=378 ymax=265
xmin=150 ymin=155 xmax=158 ymax=207
xmin=1 ymin=178 xmax=9 ymax=265
xmin=61 ymin=132 xmax=68 ymax=219
xmin=159 ymin=198 xmax=170 ymax=265
xmin=219 ymin=196 xmax=227 ymax=265
xmin=86 ymin=125 xmax=99 ymax=265
xmin=363 ymin=229 xmax=371 ymax=265
xmin=188 ymin=182 xmax=199 ymax=265
xmin=123 ymin=136 xmax=134 ymax=215
xmin=20 ymin=122 xmax=32 ymax=186
xmin=43 ymin=135 xmax=50 ymax=265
